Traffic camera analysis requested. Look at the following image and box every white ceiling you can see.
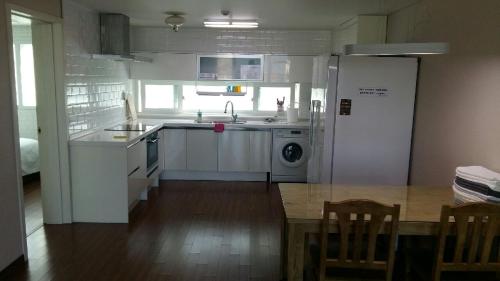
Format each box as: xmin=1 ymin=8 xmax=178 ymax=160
xmin=72 ymin=0 xmax=418 ymax=30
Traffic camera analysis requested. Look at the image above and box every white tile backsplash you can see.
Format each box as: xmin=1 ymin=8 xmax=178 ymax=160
xmin=131 ymin=27 xmax=332 ymax=55
xmin=63 ymin=0 xmax=129 ymax=138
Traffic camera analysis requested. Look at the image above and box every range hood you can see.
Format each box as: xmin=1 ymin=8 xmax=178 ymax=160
xmin=94 ymin=13 xmax=152 ymax=63
xmin=344 ymin=42 xmax=449 ymax=56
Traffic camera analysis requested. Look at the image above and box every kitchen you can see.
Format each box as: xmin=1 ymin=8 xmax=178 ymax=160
xmin=1 ymin=0 xmax=500 ymax=280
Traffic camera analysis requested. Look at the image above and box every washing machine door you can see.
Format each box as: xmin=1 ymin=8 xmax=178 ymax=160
xmin=279 ymin=142 xmax=306 ymax=167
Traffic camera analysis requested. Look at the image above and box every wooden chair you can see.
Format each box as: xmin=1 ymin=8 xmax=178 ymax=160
xmin=317 ymin=200 xmax=400 ymax=281
xmin=431 ymin=203 xmax=500 ymax=281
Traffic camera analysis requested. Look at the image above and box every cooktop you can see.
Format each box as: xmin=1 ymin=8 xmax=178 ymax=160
xmin=105 ymin=123 xmax=155 ymax=132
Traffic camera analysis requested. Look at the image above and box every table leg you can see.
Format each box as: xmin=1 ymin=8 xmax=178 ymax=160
xmin=281 ymin=213 xmax=288 ymax=280
xmin=287 ymin=223 xmax=305 ymax=281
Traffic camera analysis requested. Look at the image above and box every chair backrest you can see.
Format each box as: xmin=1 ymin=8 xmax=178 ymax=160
xmin=319 ymin=200 xmax=400 ymax=281
xmin=434 ymin=202 xmax=500 ymax=277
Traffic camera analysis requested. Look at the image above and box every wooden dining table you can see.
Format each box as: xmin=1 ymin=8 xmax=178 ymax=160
xmin=279 ymin=183 xmax=455 ymax=281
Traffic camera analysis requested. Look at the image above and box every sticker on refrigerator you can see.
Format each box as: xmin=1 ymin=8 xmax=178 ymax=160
xmin=359 ymin=87 xmax=389 ymax=96
xmin=339 ymin=99 xmax=352 ymax=115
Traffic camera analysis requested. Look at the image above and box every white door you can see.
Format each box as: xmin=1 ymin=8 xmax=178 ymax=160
xmin=186 ymin=129 xmax=218 ymax=171
xmin=218 ymin=131 xmax=250 ymax=172
xmin=331 ymin=56 xmax=418 ymax=185
xmin=32 ymin=22 xmax=65 ymax=223
xmin=164 ymin=129 xmax=187 ymax=170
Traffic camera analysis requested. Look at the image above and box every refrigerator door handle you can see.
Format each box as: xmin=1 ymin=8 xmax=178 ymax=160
xmin=309 ymin=107 xmax=314 ymax=145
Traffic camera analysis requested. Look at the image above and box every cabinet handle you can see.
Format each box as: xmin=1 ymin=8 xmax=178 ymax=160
xmin=128 ymin=166 xmax=140 ymax=176
xmin=147 ymin=138 xmax=159 ymax=144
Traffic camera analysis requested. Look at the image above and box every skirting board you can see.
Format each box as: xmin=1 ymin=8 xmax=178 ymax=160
xmin=160 ymin=170 xmax=268 ymax=182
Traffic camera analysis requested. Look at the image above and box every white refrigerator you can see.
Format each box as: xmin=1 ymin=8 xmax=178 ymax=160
xmin=307 ymin=55 xmax=419 ymax=185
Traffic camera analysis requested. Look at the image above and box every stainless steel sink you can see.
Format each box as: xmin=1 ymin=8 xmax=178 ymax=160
xmin=195 ymin=120 xmax=247 ymax=124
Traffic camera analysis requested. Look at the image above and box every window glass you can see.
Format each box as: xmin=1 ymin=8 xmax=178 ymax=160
xmin=20 ymin=44 xmax=36 ymax=106
xmin=182 ymin=85 xmax=254 ymax=112
xmin=294 ymin=83 xmax=301 ymax=108
xmin=258 ymin=87 xmax=291 ymax=111
xmin=144 ymin=84 xmax=175 ymax=109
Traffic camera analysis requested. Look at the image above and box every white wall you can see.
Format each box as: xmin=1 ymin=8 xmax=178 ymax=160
xmin=131 ymin=27 xmax=332 ymax=55
xmin=387 ymin=0 xmax=500 ymax=185
xmin=63 ymin=0 xmax=130 ymax=137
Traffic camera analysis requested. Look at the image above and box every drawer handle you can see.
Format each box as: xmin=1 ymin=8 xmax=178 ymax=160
xmin=128 ymin=166 xmax=140 ymax=176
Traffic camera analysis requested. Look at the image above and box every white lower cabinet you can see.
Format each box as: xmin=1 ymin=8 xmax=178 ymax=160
xmin=249 ymin=131 xmax=272 ymax=172
xmin=164 ymin=129 xmax=187 ymax=170
xmin=163 ymin=128 xmax=272 ymax=175
xmin=127 ymin=138 xmax=147 ymax=207
xmin=218 ymin=130 xmax=271 ymax=173
xmin=71 ymin=135 xmax=152 ymax=223
xmin=186 ymin=129 xmax=218 ymax=171
xmin=218 ymin=130 xmax=251 ymax=172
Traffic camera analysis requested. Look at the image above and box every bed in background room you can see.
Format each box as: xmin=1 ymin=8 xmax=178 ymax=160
xmin=19 ymin=137 xmax=40 ymax=176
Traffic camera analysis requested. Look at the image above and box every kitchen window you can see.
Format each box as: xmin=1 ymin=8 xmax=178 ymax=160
xmin=182 ymin=85 xmax=254 ymax=111
xmin=258 ymin=86 xmax=291 ymax=111
xmin=137 ymin=80 xmax=301 ymax=115
xmin=139 ymin=81 xmax=177 ymax=111
xmin=13 ymin=43 xmax=37 ymax=107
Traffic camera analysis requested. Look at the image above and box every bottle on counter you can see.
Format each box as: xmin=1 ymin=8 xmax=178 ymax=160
xmin=197 ymin=110 xmax=203 ymax=123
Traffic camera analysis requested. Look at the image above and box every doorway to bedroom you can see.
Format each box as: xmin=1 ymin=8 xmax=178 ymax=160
xmin=11 ymin=14 xmax=44 ymax=236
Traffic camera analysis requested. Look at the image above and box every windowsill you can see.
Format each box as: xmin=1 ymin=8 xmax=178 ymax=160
xmin=137 ymin=112 xmax=293 ymax=122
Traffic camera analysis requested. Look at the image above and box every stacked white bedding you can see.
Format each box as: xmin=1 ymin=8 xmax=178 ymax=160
xmin=453 ymin=166 xmax=500 ymax=204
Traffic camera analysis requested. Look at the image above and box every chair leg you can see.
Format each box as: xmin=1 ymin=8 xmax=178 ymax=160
xmin=431 ymin=268 xmax=440 ymax=281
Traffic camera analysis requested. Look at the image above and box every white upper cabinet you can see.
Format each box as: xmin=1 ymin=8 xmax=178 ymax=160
xmin=130 ymin=53 xmax=197 ymax=81
xmin=264 ymin=55 xmax=313 ymax=83
xmin=198 ymin=54 xmax=263 ymax=81
xmin=332 ymin=15 xmax=387 ymax=54
xmin=186 ymin=129 xmax=218 ymax=171
xmin=218 ymin=131 xmax=251 ymax=172
xmin=164 ymin=129 xmax=187 ymax=170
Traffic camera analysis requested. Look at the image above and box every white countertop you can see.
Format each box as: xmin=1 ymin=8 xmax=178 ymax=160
xmin=70 ymin=118 xmax=309 ymax=147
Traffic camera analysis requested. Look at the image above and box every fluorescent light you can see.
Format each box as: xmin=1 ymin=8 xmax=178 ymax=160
xmin=226 ymin=24 xmax=258 ymax=29
xmin=205 ymin=24 xmax=230 ymax=28
xmin=232 ymin=21 xmax=258 ymax=26
xmin=204 ymin=20 xmax=259 ymax=29
xmin=203 ymin=21 xmax=230 ymax=25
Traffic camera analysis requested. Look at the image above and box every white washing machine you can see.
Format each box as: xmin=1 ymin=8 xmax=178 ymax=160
xmin=272 ymin=129 xmax=310 ymax=182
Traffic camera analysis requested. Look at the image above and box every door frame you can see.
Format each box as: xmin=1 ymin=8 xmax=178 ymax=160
xmin=6 ymin=3 xmax=71 ymax=258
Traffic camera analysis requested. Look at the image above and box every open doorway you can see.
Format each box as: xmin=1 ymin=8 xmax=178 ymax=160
xmin=8 ymin=7 xmax=71 ymax=246
xmin=11 ymin=14 xmax=44 ymax=236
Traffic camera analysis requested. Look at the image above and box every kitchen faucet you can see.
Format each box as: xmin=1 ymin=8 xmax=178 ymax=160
xmin=224 ymin=101 xmax=238 ymax=122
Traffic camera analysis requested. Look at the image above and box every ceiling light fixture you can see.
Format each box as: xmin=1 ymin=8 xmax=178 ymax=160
xmin=204 ymin=20 xmax=259 ymax=29
xmin=165 ymin=12 xmax=186 ymax=32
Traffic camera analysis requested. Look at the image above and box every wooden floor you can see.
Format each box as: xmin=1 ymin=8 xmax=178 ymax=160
xmin=0 ymin=180 xmax=283 ymax=281
xmin=23 ymin=178 xmax=43 ymax=236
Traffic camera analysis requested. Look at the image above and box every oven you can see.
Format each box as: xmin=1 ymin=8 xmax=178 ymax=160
xmin=146 ymin=131 xmax=159 ymax=177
